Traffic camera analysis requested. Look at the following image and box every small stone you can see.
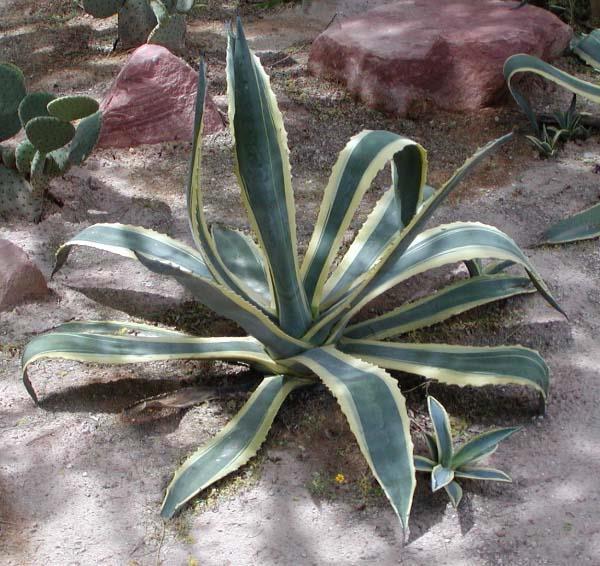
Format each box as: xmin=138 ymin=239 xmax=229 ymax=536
xmin=0 ymin=240 xmax=49 ymax=312
xmin=98 ymin=44 xmax=224 ymax=148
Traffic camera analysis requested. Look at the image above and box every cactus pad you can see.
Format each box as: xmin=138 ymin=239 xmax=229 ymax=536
xmin=118 ymin=0 xmax=157 ymax=49
xmin=0 ymin=165 xmax=43 ymax=221
xmin=15 ymin=140 xmax=36 ymax=176
xmin=0 ymin=111 xmax=22 ymax=143
xmin=175 ymin=0 xmax=194 ymax=13
xmin=82 ymin=0 xmax=124 ymax=18
xmin=68 ymin=110 xmax=102 ymax=166
xmin=149 ymin=0 xmax=169 ymax=22
xmin=18 ymin=92 xmax=56 ymax=128
xmin=45 ymin=148 xmax=70 ymax=176
xmin=0 ymin=63 xmax=26 ymax=116
xmin=148 ymin=12 xmax=186 ymax=51
xmin=47 ymin=95 xmax=100 ymax=122
xmin=1 ymin=145 xmax=16 ymax=169
xmin=29 ymin=150 xmax=47 ymax=183
xmin=25 ymin=117 xmax=75 ymax=154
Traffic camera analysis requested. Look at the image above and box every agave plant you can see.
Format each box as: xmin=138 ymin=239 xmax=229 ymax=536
xmin=504 ymin=53 xmax=600 ymax=243
xmin=525 ymin=123 xmax=565 ymax=157
xmin=571 ymin=29 xmax=600 ymax=71
xmin=23 ymin=21 xmax=561 ymax=534
xmin=414 ymin=396 xmax=519 ymax=508
xmin=553 ymin=94 xmax=587 ymax=140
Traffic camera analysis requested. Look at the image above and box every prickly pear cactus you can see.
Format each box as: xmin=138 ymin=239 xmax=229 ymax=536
xmin=0 ymin=165 xmax=44 ymax=222
xmin=148 ymin=9 xmax=186 ymax=51
xmin=0 ymin=63 xmax=102 ymax=222
xmin=0 ymin=63 xmax=26 ymax=142
xmin=82 ymin=0 xmax=193 ymax=50
xmin=18 ymin=92 xmax=55 ymax=127
xmin=82 ymin=0 xmax=124 ymax=18
xmin=118 ymin=0 xmax=158 ymax=49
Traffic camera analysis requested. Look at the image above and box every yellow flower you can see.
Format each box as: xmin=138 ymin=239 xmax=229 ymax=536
xmin=335 ymin=473 xmax=346 ymax=484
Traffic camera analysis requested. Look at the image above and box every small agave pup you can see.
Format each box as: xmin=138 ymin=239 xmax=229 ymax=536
xmin=504 ymin=53 xmax=600 ymax=243
xmin=23 ymin=20 xmax=562 ymax=535
xmin=415 ymin=397 xmax=519 ymax=508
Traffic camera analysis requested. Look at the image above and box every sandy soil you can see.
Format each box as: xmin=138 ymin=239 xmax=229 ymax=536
xmin=1 ymin=1 xmax=599 ymax=565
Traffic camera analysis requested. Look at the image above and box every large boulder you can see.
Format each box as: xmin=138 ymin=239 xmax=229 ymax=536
xmin=98 ymin=44 xmax=224 ymax=148
xmin=309 ymin=0 xmax=572 ymax=116
xmin=0 ymin=239 xmax=49 ymax=311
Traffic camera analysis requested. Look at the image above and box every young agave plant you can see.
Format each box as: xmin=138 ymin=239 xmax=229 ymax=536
xmin=552 ymin=94 xmax=586 ymax=141
xmin=525 ymin=123 xmax=565 ymax=158
xmin=23 ymin=21 xmax=561 ymax=534
xmin=414 ymin=397 xmax=519 ymax=508
xmin=504 ymin=53 xmax=600 ymax=243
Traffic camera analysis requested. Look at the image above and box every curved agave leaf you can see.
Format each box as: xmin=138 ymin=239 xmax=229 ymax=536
xmin=468 ymin=443 xmax=498 ymax=464
xmin=444 ymin=480 xmax=463 ymax=507
xmin=344 ymin=274 xmax=533 ymax=340
xmin=464 ymin=259 xmax=484 ymax=277
xmin=54 ymin=320 xmax=185 ymax=336
xmin=542 ymin=201 xmax=600 ymax=244
xmin=329 ymin=221 xmax=563 ymax=344
xmin=135 ymin=253 xmax=308 ymax=359
xmin=321 ymin=189 xmax=406 ymax=311
xmin=452 ymin=427 xmax=520 ymax=469
xmin=322 ymin=182 xmax=437 ymax=313
xmin=22 ymin=332 xmax=280 ymax=404
xmin=212 ymin=225 xmax=275 ymax=312
xmin=504 ymin=54 xmax=600 ymax=134
xmin=571 ymin=30 xmax=600 ymax=71
xmin=348 ymin=221 xmax=563 ymax=325
xmin=53 ymin=223 xmax=213 ymax=280
xmin=291 ymin=346 xmax=415 ymax=533
xmin=301 ymin=131 xmax=426 ymax=310
xmin=320 ymin=135 xmax=517 ymax=334
xmin=338 ymin=339 xmax=550 ymax=397
xmin=428 ymin=397 xmax=453 ymax=467
xmin=454 ymin=467 xmax=512 ymax=482
xmin=227 ymin=21 xmax=311 ymax=337
xmin=161 ymin=375 xmax=309 ymax=518
xmin=414 ymin=455 xmax=435 ymax=472
xmin=424 ymin=431 xmax=438 ymax=461
xmin=431 ymin=464 xmax=454 ymax=492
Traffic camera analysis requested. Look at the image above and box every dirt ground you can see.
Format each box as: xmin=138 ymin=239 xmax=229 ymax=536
xmin=1 ymin=1 xmax=599 ymax=565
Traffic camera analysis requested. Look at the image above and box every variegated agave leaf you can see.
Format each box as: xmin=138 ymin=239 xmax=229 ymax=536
xmin=22 ymin=19 xmax=561 ymax=535
xmin=504 ymin=53 xmax=600 ymax=243
xmin=414 ymin=396 xmax=519 ymax=507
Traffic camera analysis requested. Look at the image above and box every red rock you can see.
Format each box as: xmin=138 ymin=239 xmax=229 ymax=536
xmin=98 ymin=44 xmax=224 ymax=148
xmin=0 ymin=239 xmax=49 ymax=311
xmin=308 ymin=0 xmax=572 ymax=116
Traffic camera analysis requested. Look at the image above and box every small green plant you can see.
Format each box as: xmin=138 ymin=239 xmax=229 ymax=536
xmin=22 ymin=20 xmax=561 ymax=535
xmin=82 ymin=0 xmax=194 ymax=50
xmin=525 ymin=123 xmax=565 ymax=157
xmin=505 ymin=53 xmax=600 ymax=243
xmin=307 ymin=472 xmax=330 ymax=497
xmin=0 ymin=63 xmax=101 ymax=222
xmin=414 ymin=397 xmax=519 ymax=507
xmin=552 ymin=94 xmax=587 ymax=140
